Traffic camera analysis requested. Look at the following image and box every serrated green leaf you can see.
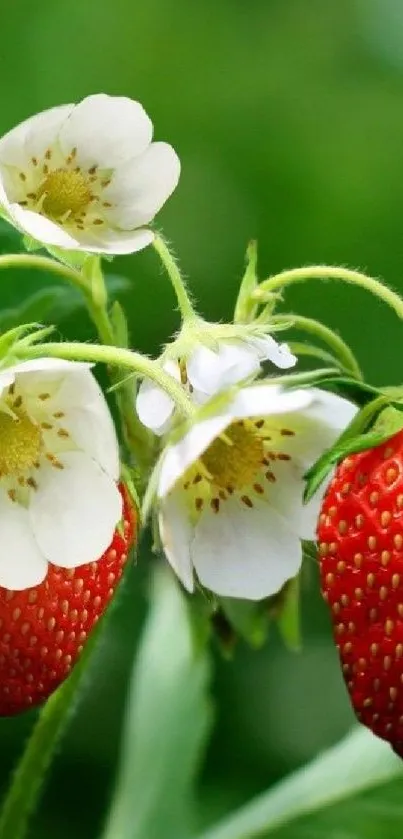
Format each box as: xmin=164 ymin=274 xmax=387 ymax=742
xmin=101 ymin=567 xmax=213 ymax=839
xmin=198 ymin=727 xmax=403 ymax=839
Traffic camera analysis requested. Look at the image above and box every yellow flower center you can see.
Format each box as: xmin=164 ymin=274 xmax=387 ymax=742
xmin=38 ymin=169 xmax=92 ymax=218
xmin=201 ymin=421 xmax=264 ymax=490
xmin=0 ymin=411 xmax=42 ymax=476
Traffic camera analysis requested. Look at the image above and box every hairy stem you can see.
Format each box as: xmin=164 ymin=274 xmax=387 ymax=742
xmin=270 ymin=313 xmax=362 ymax=380
xmin=153 ymin=235 xmax=196 ymax=321
xmin=255 ymin=265 xmax=403 ymax=322
xmin=21 ymin=341 xmax=193 ymax=418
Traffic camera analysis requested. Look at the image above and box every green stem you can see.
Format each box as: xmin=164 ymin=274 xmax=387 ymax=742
xmin=20 ymin=341 xmax=194 ymax=419
xmin=254 ymin=265 xmax=403 ymax=321
xmin=82 ymin=292 xmax=154 ymax=465
xmin=286 ymin=341 xmax=341 ymax=369
xmin=153 ymin=235 xmax=196 ymax=321
xmin=0 ymin=253 xmax=87 ymax=292
xmin=0 ymin=252 xmax=157 ymax=466
xmin=270 ymin=313 xmax=362 ymax=380
xmin=0 ymin=626 xmax=98 ymax=839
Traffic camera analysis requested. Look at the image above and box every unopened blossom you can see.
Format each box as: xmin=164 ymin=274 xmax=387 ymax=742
xmin=136 ymin=334 xmax=297 ymax=435
xmin=0 ymin=358 xmax=122 ymax=589
xmin=155 ymin=385 xmax=356 ymax=600
xmin=0 ymin=94 xmax=180 ymax=254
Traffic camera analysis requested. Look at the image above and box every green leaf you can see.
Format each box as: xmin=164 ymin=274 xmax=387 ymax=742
xmin=198 ymin=727 xmax=403 ymax=839
xmin=101 ymin=568 xmax=213 ymax=839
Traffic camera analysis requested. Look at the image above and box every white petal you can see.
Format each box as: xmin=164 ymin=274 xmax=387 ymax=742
xmin=268 ymin=390 xmax=357 ymax=470
xmin=264 ymin=460 xmax=317 ymax=541
xmin=230 ymin=383 xmax=313 ymax=419
xmin=8 ymin=205 xmax=79 ymax=248
xmin=158 ymin=413 xmax=232 ymax=498
xmin=0 ymin=358 xmax=91 ymax=418
xmin=103 ymin=142 xmax=181 ymax=229
xmin=73 ymin=227 xmax=154 ymax=255
xmin=0 ymin=491 xmax=47 ymax=589
xmin=187 ymin=343 xmax=261 ymax=396
xmin=0 ymin=172 xmax=12 ymax=209
xmin=6 ymin=358 xmax=92 ymax=377
xmin=192 ymin=497 xmax=302 ymax=600
xmin=136 ymin=360 xmax=180 ymax=435
xmin=51 ymin=367 xmax=120 ymax=479
xmin=303 ymin=388 xmax=357 ymax=435
xmin=59 ymin=94 xmax=153 ymax=169
xmin=0 ymin=368 xmax=18 ymax=398
xmin=31 ymin=451 xmax=122 ymax=569
xmin=158 ymin=489 xmax=194 ymax=592
xmin=0 ymin=104 xmax=73 ymax=167
xmin=248 ymin=335 xmax=297 ymax=370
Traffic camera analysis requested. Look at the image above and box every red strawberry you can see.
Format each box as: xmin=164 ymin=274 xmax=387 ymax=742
xmin=317 ymin=428 xmax=403 ymax=757
xmin=0 ymin=483 xmax=136 ymax=715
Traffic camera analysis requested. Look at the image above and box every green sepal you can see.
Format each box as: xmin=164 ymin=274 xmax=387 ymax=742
xmin=23 ymin=234 xmax=42 ymax=253
xmin=234 ymin=240 xmax=259 ymax=324
xmin=45 ymin=245 xmax=88 ymax=270
xmin=0 ymin=323 xmax=55 ymax=362
xmin=120 ymin=463 xmax=141 ymax=517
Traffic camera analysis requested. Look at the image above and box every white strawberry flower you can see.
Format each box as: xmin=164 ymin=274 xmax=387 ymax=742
xmin=0 ymin=358 xmax=122 ymax=589
xmin=156 ymin=385 xmax=356 ymax=600
xmin=136 ymin=334 xmax=297 ymax=435
xmin=0 ymin=94 xmax=180 ymax=255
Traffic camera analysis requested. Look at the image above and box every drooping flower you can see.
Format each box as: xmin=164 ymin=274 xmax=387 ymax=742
xmin=155 ymin=385 xmax=356 ymax=599
xmin=0 ymin=94 xmax=180 ymax=254
xmin=0 ymin=358 xmax=122 ymax=589
xmin=136 ymin=334 xmax=297 ymax=435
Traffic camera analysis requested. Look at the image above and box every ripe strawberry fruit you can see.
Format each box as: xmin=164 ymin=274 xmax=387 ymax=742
xmin=317 ymin=428 xmax=403 ymax=758
xmin=0 ymin=483 xmax=136 ymax=715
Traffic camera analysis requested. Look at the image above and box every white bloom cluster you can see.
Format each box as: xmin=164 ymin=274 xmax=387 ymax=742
xmin=137 ymin=336 xmax=356 ymax=600
xmin=0 ymin=92 xmax=357 ymax=603
xmin=137 ymin=335 xmax=297 ymax=435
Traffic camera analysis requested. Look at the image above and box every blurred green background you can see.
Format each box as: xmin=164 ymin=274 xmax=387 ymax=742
xmin=1 ymin=0 xmax=403 ymax=835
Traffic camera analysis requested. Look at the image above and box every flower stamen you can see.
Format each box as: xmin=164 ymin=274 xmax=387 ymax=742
xmin=37 ymin=169 xmax=92 ymax=218
xmin=0 ymin=410 xmax=42 ymax=476
xmin=201 ymin=420 xmax=264 ymax=491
